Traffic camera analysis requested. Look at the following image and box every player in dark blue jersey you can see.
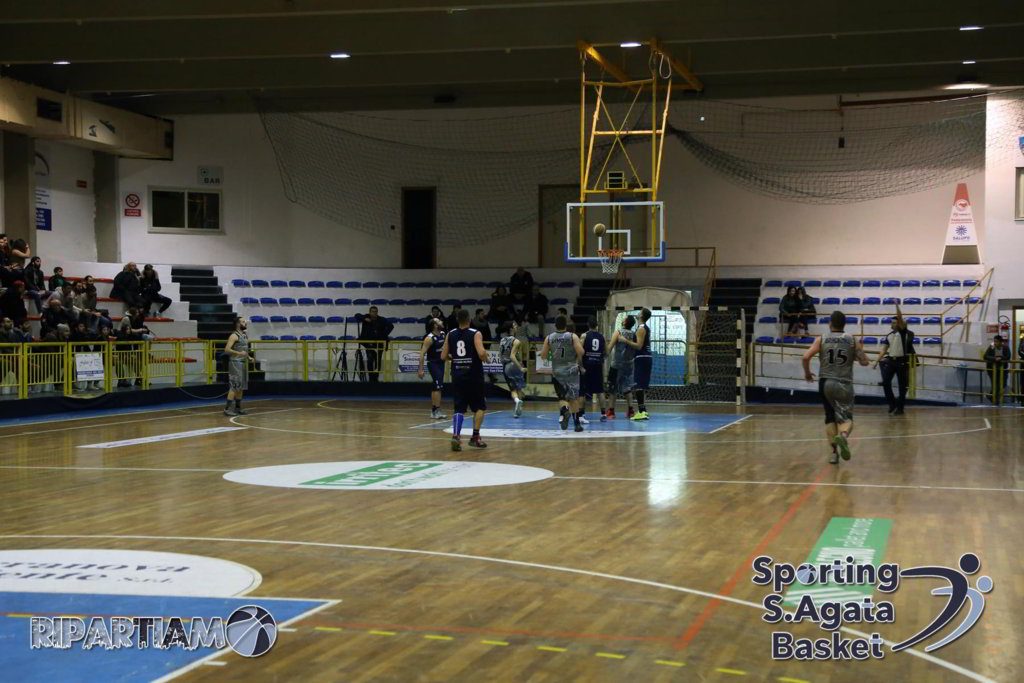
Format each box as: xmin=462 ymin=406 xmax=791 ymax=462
xmin=632 ymin=307 xmax=653 ymax=421
xmin=580 ymin=316 xmax=608 ymax=423
xmin=417 ymin=317 xmax=447 ymax=420
xmin=441 ymin=308 xmax=489 ymax=450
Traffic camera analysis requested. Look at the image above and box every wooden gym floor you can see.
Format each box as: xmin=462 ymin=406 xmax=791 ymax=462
xmin=1 ymin=397 xmax=1021 ymax=682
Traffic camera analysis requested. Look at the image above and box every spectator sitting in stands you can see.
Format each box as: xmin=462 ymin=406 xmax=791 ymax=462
xmin=83 ymin=307 xmax=113 ymax=335
xmin=0 ymin=317 xmax=16 ymax=345
xmin=48 ymin=266 xmax=68 ymax=292
xmin=0 ymin=280 xmax=28 ymax=325
xmin=15 ymin=319 xmax=33 ymax=343
xmin=140 ymin=264 xmax=172 ymax=316
xmin=473 ymin=308 xmax=493 ymax=342
xmin=41 ymin=296 xmax=74 ymax=336
xmin=55 ymin=283 xmax=81 ymax=321
xmin=445 ymin=304 xmax=462 ymax=333
xmin=111 ymin=262 xmax=143 ymax=308
xmin=424 ymin=305 xmax=446 ymax=334
xmin=8 ymin=238 xmax=29 ymax=271
xmin=70 ymin=320 xmax=93 ymax=343
xmin=557 ymin=307 xmax=569 ymax=319
xmin=523 ymin=284 xmax=549 ymax=319
xmin=523 ymin=311 xmax=542 ymax=340
xmin=797 ymin=287 xmax=816 ymax=334
xmin=73 ymin=280 xmax=97 ymax=312
xmin=488 ymin=285 xmax=514 ymax=323
xmin=779 ymin=286 xmax=801 ymax=334
xmin=509 ymin=266 xmax=534 ymax=306
xmin=23 ymin=256 xmax=46 ymax=313
xmin=127 ymin=307 xmax=155 ymax=341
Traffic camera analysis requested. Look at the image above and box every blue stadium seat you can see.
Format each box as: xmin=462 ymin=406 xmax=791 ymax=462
xmin=942 ymin=279 xmax=961 ymax=287
xmin=862 ymin=316 xmax=880 ymax=325
xmin=922 ymin=279 xmax=940 ymax=287
xmin=905 ymin=316 xmax=922 ymax=324
xmin=316 ymin=297 xmax=333 ymax=305
xmin=923 ymin=297 xmax=942 ymax=305
xmin=334 ymin=298 xmax=352 ymax=305
xmin=758 ymin=316 xmax=778 ymax=323
xmin=485 ymin=281 xmax=502 ymax=288
xmin=406 ymin=299 xmax=424 ymax=306
xmin=400 ymin=317 xmax=419 ymax=324
xmin=863 ymin=280 xmax=881 ymax=287
xmin=798 ymin=336 xmax=814 ymax=344
xmin=280 ymin=335 xmax=298 ymax=341
xmin=353 ymin=298 xmax=370 ymax=306
xmin=289 ymin=315 xmax=307 ymax=323
xmin=842 ymin=280 xmax=861 ymax=288
xmin=539 ymin=281 xmax=558 ymax=288
xmin=783 ymin=280 xmax=801 ymax=287
xmin=803 ymin=280 xmax=822 ymax=288
xmin=882 ymin=279 xmax=900 ymax=287
xmin=764 ymin=280 xmax=782 ymax=288
xmin=944 ymin=297 xmax=962 ymax=305
xmin=756 ymin=336 xmax=775 ymax=343
xmin=442 ymin=298 xmax=461 ymax=306
xmin=902 ymin=297 xmax=922 ymax=305
xmin=434 ymin=282 xmax=451 ymax=288
xmin=390 ymin=299 xmax=407 ymax=306
xmin=963 ymin=279 xmax=979 ymax=287
xmin=823 ymin=297 xmax=841 ymax=305
xmin=309 ymin=316 xmax=326 ymax=324
xmin=308 ymin=281 xmax=325 ymax=288
xmin=902 ymin=280 xmax=921 ymax=287
xmin=811 ymin=297 xmax=821 ymax=304
xmin=250 ymin=315 xmax=269 ymax=323
xmin=232 ymin=279 xmax=251 ymax=287
xmin=818 ymin=316 xmax=831 ymax=324
xmin=398 ymin=281 xmax=417 ymax=287
xmin=459 ymin=299 xmax=477 ymax=307
xmin=881 ymin=317 xmax=893 ymax=325
xmin=923 ymin=316 xmax=941 ymax=325
xmin=476 ymin=298 xmax=491 ymax=306
xmin=298 ymin=297 xmax=315 ymax=305
xmin=347 ymin=315 xmax=363 ymax=323
xmin=319 ymin=335 xmax=337 ymax=341
xmin=251 ymin=279 xmax=269 ymax=287
xmin=967 ymin=296 xmax=983 ymax=304
xmin=259 ymin=297 xmax=278 ymax=305
xmin=450 ymin=281 xmax=469 ymax=288
xmin=341 ymin=335 xmax=356 ymax=341
xmin=882 ymin=297 xmax=900 ymax=305
xmin=944 ymin=316 xmax=963 ymax=325
xmin=271 ymin=280 xmax=287 ymax=287
xmin=279 ymin=297 xmax=297 ymax=305
xmin=550 ymin=298 xmax=570 ymax=305
xmin=845 ymin=316 xmax=859 ymax=323
xmin=922 ymin=337 xmax=942 ymax=344
xmin=371 ymin=298 xmax=389 ymax=305
xmin=467 ymin=281 xmax=487 ymax=288
xmin=823 ymin=280 xmax=841 ymax=288
xmin=288 ymin=280 xmax=306 ymax=288
xmin=326 ymin=281 xmax=344 ymax=288
xmin=414 ymin=282 xmax=434 ymax=288
xmin=300 ymin=335 xmax=316 ymax=341
xmin=762 ymin=297 xmax=781 ymax=304
xmin=781 ymin=336 xmax=797 ymax=344
xmin=363 ymin=281 xmax=381 ymax=288
xmin=327 ymin=316 xmax=345 ymax=324
xmin=345 ymin=281 xmax=362 ymax=288
xmin=424 ymin=298 xmax=442 ymax=305
xmin=241 ymin=297 xmax=259 ymax=305
xmin=270 ymin=315 xmax=287 ymax=323
xmin=862 ymin=337 xmax=879 ymax=344
xmin=557 ymin=281 xmax=575 ymax=288
xmin=381 ymin=282 xmax=398 ymax=288
xmin=862 ymin=297 xmax=881 ymax=305
xmin=260 ymin=335 xmax=279 ymax=341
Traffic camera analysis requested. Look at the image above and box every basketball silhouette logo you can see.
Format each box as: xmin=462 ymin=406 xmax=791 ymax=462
xmin=226 ymin=605 xmax=277 ymax=657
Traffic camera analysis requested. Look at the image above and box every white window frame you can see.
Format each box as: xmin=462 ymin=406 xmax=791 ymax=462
xmin=1016 ymin=168 xmax=1024 ymax=221
xmin=148 ymin=186 xmax=224 ymax=235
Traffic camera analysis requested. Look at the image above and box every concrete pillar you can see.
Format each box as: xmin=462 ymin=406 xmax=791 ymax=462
xmin=94 ymin=151 xmax=119 ymax=262
xmin=2 ymin=132 xmax=35 ymax=253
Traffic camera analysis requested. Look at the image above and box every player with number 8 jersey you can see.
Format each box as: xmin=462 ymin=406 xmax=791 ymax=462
xmin=441 ymin=308 xmax=490 ymax=450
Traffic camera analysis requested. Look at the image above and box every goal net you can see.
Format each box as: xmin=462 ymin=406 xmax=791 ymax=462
xmin=596 ymin=289 xmax=744 ymax=405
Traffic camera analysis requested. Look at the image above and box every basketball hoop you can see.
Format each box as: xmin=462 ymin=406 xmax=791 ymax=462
xmin=598 ymin=249 xmax=625 ymax=274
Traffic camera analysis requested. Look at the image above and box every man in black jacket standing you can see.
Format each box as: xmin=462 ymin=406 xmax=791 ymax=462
xmin=359 ymin=306 xmax=394 ymax=382
xmin=984 ymin=334 xmax=1011 ymax=404
xmin=874 ymin=310 xmax=915 ymax=415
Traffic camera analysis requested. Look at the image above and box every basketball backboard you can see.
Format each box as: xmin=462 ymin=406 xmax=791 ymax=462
xmin=565 ymin=200 xmax=665 ymax=262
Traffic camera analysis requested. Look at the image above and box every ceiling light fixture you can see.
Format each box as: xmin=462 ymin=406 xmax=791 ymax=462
xmin=52 ymin=60 xmax=71 ymax=65
xmin=942 ymin=82 xmax=990 ymax=90
xmin=620 ymin=42 xmax=642 ymax=48
xmin=329 ymin=52 xmax=351 ymax=59
xmin=958 ymin=25 xmax=983 ymax=31
xmin=962 ymin=60 xmax=976 ymax=65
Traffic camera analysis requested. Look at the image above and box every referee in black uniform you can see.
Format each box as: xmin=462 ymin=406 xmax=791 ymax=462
xmin=874 ymin=310 xmax=915 ymax=415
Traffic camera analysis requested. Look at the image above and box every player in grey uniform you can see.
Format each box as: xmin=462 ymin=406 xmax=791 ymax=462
xmin=803 ymin=310 xmax=869 ymax=464
xmin=605 ymin=315 xmax=638 ymax=420
xmin=540 ymin=314 xmax=584 ymax=431
xmin=498 ymin=321 xmax=526 ymax=417
xmin=223 ymin=316 xmax=252 ymax=417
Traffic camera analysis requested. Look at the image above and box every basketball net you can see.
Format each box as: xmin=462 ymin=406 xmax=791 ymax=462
xmin=597 ymin=249 xmax=624 ymax=274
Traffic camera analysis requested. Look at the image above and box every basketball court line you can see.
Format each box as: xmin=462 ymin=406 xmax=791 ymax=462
xmin=0 ymin=399 xmax=272 ymax=429
xmin=78 ymin=426 xmax=247 ymax=449
xmin=0 ymin=533 xmax=992 ymax=683
xmin=706 ymin=414 xmax=752 ymax=433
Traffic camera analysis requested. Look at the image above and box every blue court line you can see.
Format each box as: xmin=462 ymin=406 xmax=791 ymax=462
xmin=0 ymin=592 xmax=327 ymax=682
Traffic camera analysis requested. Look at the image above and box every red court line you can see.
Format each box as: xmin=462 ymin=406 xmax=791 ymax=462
xmin=308 ymin=619 xmax=674 ymax=644
xmin=673 ymin=464 xmax=831 ymax=650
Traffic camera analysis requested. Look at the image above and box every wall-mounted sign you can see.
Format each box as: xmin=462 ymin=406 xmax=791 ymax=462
xmin=35 ymin=188 xmax=52 ymax=231
xmin=124 ymin=192 xmax=142 ymax=217
xmin=198 ymin=165 xmax=223 ymax=186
